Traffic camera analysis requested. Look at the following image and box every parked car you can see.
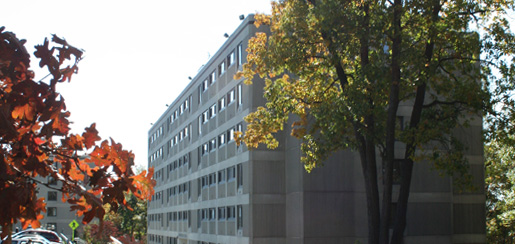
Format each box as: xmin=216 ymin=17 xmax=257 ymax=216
xmin=10 ymin=229 xmax=62 ymax=244
xmin=11 ymin=234 xmax=51 ymax=244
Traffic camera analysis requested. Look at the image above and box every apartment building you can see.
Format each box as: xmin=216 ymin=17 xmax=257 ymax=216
xmin=147 ymin=14 xmax=485 ymax=244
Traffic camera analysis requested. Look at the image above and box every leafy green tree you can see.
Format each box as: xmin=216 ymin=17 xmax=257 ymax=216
xmin=237 ymin=1 xmax=514 ymax=243
xmin=105 ymin=193 xmax=148 ymax=242
xmin=486 ymin=135 xmax=515 ymax=243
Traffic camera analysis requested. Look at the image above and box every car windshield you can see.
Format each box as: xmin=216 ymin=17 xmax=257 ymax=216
xmin=35 ymin=233 xmax=59 ymax=242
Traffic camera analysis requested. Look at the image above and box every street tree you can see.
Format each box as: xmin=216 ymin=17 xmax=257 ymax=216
xmin=0 ymin=28 xmax=155 ymax=243
xmin=236 ymin=0 xmax=514 ymax=243
xmin=105 ymin=192 xmax=148 ymax=241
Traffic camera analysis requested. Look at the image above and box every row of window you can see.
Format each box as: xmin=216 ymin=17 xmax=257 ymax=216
xmin=198 ymin=164 xmax=242 ymax=190
xmin=150 ymin=147 xmax=164 ymax=163
xmin=151 ymin=164 xmax=243 ymax=205
xmin=150 ymin=126 xmax=164 ymax=144
xmin=170 ymin=96 xmax=192 ymax=124
xmin=148 ymin=205 xmax=243 ymax=228
xmin=198 ymin=205 xmax=242 ymax=223
xmin=200 ymin=123 xmax=242 ymax=156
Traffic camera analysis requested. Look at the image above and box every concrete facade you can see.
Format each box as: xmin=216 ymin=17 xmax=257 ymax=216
xmin=147 ymin=15 xmax=485 ymax=244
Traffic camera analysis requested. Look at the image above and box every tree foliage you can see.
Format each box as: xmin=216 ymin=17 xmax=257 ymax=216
xmin=105 ymin=192 xmax=148 ymax=242
xmin=237 ymin=0 xmax=514 ymax=243
xmin=0 ymin=27 xmax=155 ymax=242
xmin=82 ymin=220 xmax=120 ymax=244
xmin=486 ymin=136 xmax=515 ymax=243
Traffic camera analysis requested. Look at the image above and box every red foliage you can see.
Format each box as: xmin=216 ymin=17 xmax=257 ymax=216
xmin=83 ymin=220 xmax=120 ymax=243
xmin=0 ymin=27 xmax=155 ymax=242
xmin=117 ymin=234 xmax=147 ymax=244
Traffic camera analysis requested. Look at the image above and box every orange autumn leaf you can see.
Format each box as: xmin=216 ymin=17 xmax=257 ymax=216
xmin=83 ymin=123 xmax=101 ymax=149
xmin=12 ymin=102 xmax=35 ymax=120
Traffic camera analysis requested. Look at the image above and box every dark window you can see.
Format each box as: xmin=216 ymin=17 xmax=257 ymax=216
xmin=47 ymin=207 xmax=57 ymax=217
xmin=47 ymin=191 xmax=57 ymax=201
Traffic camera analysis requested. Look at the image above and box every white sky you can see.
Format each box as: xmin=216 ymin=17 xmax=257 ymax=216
xmin=2 ymin=0 xmax=272 ymax=168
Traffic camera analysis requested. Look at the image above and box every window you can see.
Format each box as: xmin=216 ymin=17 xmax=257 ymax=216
xmin=197 ymin=179 xmax=202 ymax=196
xmin=209 ymin=208 xmax=216 ymax=220
xmin=219 ymin=97 xmax=226 ymax=111
xmin=202 ymin=176 xmax=208 ymax=188
xmin=237 ymin=163 xmax=243 ymax=188
xmin=188 ymin=210 xmax=192 ymax=227
xmin=202 ymin=209 xmax=208 ymax=220
xmin=202 ymin=143 xmax=209 ymax=156
xmin=189 ymin=95 xmax=192 ymax=113
xmin=218 ymin=170 xmax=226 ymax=184
xmin=202 ymin=110 xmax=209 ymax=123
xmin=218 ymin=207 xmax=226 ymax=220
xmin=198 ymin=84 xmax=203 ymax=104
xmin=48 ymin=191 xmax=57 ymax=201
xmin=198 ymin=116 xmax=203 ymax=135
xmin=47 ymin=207 xmax=57 ymax=217
xmin=203 ymin=79 xmax=209 ymax=91
xmin=237 ymin=83 xmax=243 ymax=106
xmin=227 ymin=51 xmax=235 ymax=67
xmin=237 ymin=205 xmax=243 ymax=229
xmin=227 ymin=89 xmax=235 ymax=104
xmin=197 ymin=210 xmax=202 ymax=227
xmin=237 ymin=43 xmax=243 ymax=67
xmin=210 ymin=71 xmax=216 ymax=85
xmin=209 ymin=104 xmax=217 ymax=118
xmin=219 ymin=133 xmax=226 ymax=147
xmin=210 ymin=173 xmax=216 ymax=186
xmin=219 ymin=61 xmax=225 ymax=76
xmin=227 ymin=206 xmax=235 ymax=220
xmin=48 ymin=177 xmax=57 ymax=185
xmin=227 ymin=166 xmax=235 ymax=181
xmin=228 ymin=127 xmax=235 ymax=142
xmin=209 ymin=138 xmax=216 ymax=152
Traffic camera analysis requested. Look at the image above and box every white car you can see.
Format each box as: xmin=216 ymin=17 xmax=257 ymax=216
xmin=11 ymin=229 xmax=62 ymax=244
xmin=11 ymin=234 xmax=51 ymax=244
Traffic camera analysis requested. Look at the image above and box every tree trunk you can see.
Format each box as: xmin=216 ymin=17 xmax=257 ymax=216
xmin=355 ymin=126 xmax=380 ymax=244
xmin=380 ymin=0 xmax=403 ymax=243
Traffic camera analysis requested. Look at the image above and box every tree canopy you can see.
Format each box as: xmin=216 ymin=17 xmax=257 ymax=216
xmin=0 ymin=27 xmax=155 ymax=242
xmin=237 ymin=0 xmax=514 ymax=243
